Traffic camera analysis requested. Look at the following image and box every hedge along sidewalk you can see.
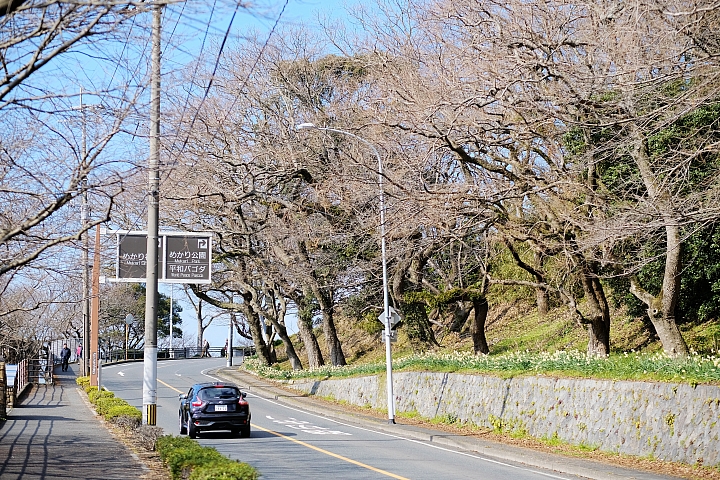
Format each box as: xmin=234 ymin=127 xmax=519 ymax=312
xmin=76 ymin=376 xmax=259 ymax=480
xmin=0 ymin=364 xmax=148 ymax=480
xmin=156 ymin=436 xmax=258 ymax=480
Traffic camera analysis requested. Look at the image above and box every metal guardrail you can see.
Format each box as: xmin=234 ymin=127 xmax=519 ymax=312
xmin=100 ymin=346 xmax=257 ymax=364
xmin=0 ymin=343 xmax=257 ymax=413
xmin=44 ymin=337 xmax=258 ymax=366
xmin=2 ymin=358 xmax=30 ymax=413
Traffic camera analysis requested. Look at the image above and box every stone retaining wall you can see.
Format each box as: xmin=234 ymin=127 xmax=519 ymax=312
xmin=284 ymin=372 xmax=720 ymax=466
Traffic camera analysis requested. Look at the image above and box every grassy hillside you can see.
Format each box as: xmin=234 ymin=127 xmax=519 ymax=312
xmin=278 ymin=300 xmax=720 ymax=371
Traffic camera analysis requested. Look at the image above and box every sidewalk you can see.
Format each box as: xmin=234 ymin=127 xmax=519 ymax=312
xmin=215 ymin=367 xmax=681 ymax=480
xmin=0 ymin=362 xmax=148 ymax=480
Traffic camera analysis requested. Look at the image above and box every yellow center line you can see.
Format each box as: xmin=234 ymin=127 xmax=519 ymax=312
xmin=158 ymin=378 xmax=182 ymax=392
xmin=253 ymin=423 xmax=410 ymax=480
xmin=158 ymin=379 xmax=404 ymax=479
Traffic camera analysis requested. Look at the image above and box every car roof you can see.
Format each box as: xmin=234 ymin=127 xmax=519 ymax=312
xmin=192 ymin=382 xmax=239 ymax=389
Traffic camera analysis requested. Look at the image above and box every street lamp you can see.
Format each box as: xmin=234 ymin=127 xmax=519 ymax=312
xmin=125 ymin=314 xmax=135 ymax=360
xmin=295 ymin=122 xmax=396 ymax=424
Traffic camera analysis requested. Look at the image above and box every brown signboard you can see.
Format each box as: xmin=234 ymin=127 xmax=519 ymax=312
xmin=114 ymin=231 xmax=212 ymax=284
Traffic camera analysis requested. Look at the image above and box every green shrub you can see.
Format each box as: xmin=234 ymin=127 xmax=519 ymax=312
xmin=88 ymin=389 xmax=115 ymax=404
xmin=94 ymin=397 xmax=127 ymax=416
xmin=157 ymin=436 xmax=257 ymax=480
xmin=165 ymin=445 xmax=225 ymax=480
xmin=105 ymin=404 xmax=142 ymax=423
xmin=188 ymin=461 xmax=259 ymax=480
xmin=76 ymin=376 xmax=90 ymax=387
xmin=157 ymin=435 xmax=198 ymax=459
xmin=84 ymin=385 xmax=98 ymax=395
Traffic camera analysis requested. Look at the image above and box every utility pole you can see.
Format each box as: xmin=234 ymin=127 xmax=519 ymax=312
xmin=142 ymin=2 xmax=162 ymax=426
xmin=227 ymin=294 xmax=233 ymax=367
xmin=80 ymin=88 xmax=90 ymax=377
xmin=169 ymin=284 xmax=173 ymax=358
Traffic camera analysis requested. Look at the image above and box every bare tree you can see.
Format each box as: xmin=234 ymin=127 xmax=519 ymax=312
xmin=183 ymin=287 xmax=223 ymax=354
xmin=0 ymin=1 xmax=149 ymax=293
xmin=342 ymin=0 xmax=720 ymax=357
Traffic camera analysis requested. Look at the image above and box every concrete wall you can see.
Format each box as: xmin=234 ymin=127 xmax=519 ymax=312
xmin=284 ymin=372 xmax=720 ymax=466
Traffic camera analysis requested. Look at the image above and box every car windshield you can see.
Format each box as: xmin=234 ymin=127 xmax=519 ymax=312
xmin=199 ymin=387 xmax=239 ymax=400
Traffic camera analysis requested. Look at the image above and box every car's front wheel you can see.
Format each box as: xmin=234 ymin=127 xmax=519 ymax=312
xmin=188 ymin=418 xmax=197 ymax=439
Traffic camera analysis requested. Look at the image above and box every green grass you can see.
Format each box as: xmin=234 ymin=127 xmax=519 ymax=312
xmin=244 ymin=349 xmax=720 ymax=385
xmin=539 ymin=431 xmax=564 ymax=447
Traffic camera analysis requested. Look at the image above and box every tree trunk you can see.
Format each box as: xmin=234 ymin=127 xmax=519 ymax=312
xmin=246 ymin=309 xmax=272 ymax=366
xmin=580 ymin=273 xmax=610 ymax=357
xmin=536 ymin=286 xmax=549 ymax=317
xmin=650 ymin=309 xmax=689 ymax=356
xmin=401 ymin=301 xmax=438 ymax=352
xmin=449 ymin=302 xmax=472 ymax=333
xmin=314 ymin=287 xmax=346 ymax=366
xmin=297 ymin=308 xmax=324 ymax=368
xmin=503 ymin=239 xmax=550 ymax=317
xmin=534 ymin=252 xmax=549 ymax=316
xmin=270 ymin=320 xmax=303 ymax=370
xmin=630 ymin=276 xmax=689 ymax=357
xmin=629 ymin=134 xmax=689 ymax=357
xmin=656 ymin=223 xmax=689 ymax=356
xmin=392 ymin=249 xmax=439 ymax=351
xmin=471 ymin=297 xmax=489 ymax=355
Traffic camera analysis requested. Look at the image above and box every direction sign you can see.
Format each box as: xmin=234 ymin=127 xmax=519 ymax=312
xmin=114 ymin=231 xmax=212 ymax=284
xmin=117 ymin=233 xmax=163 ymax=281
xmin=165 ymin=234 xmax=212 ymax=283
xmin=378 ymin=306 xmax=401 ymax=328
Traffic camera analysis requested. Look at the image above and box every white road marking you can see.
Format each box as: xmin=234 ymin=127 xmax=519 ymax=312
xmin=266 ymin=416 xmax=352 ymax=435
xmin=251 ymin=393 xmax=573 ymax=480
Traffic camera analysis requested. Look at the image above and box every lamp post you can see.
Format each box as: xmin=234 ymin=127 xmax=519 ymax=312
xmin=125 ymin=314 xmax=134 ymax=360
xmin=295 ymin=123 xmax=395 ymax=424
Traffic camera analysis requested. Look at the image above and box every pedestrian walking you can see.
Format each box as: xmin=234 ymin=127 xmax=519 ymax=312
xmin=203 ymin=339 xmax=210 ymax=357
xmin=60 ymin=344 xmax=71 ymax=372
xmin=221 ymin=338 xmax=228 ymax=357
xmin=76 ymin=344 xmax=83 ymax=362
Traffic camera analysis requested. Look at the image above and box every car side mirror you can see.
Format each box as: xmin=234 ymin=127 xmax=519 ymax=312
xmin=179 ymin=393 xmax=187 ymax=400
xmin=241 ymin=392 xmax=247 ymax=399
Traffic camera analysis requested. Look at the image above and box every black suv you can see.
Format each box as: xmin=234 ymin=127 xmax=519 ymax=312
xmin=179 ymin=382 xmax=251 ymax=438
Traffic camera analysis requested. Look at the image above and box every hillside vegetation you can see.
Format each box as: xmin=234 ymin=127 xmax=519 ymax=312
xmin=265 ymin=299 xmax=720 ymax=385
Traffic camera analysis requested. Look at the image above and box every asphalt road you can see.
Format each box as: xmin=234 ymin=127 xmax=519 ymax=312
xmin=100 ymin=359 xmax=673 ymax=480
